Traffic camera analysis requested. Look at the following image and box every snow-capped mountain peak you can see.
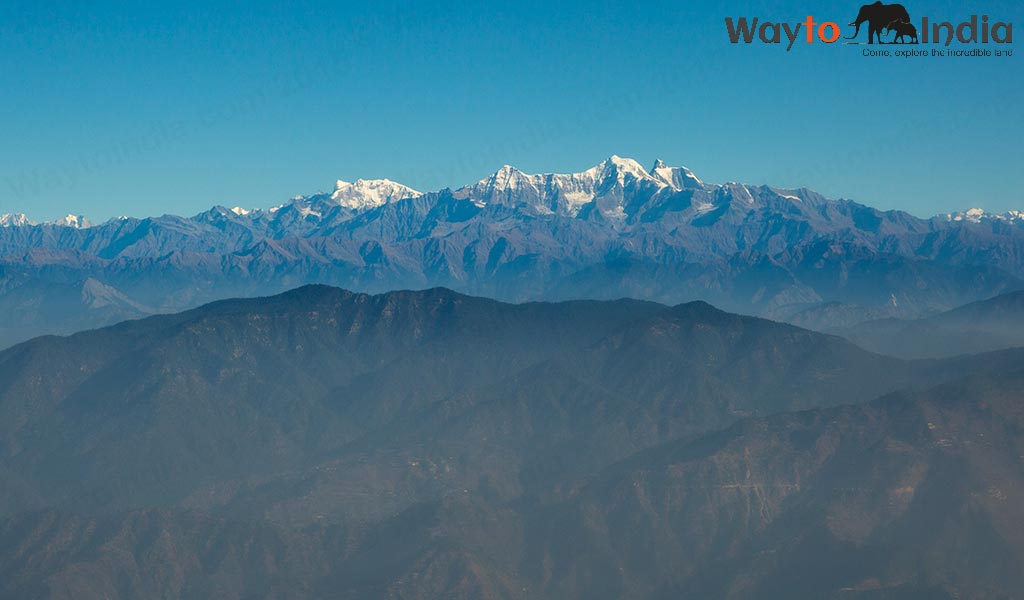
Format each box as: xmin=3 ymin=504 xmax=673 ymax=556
xmin=946 ymin=208 xmax=1024 ymax=224
xmin=50 ymin=214 xmax=92 ymax=229
xmin=481 ymin=165 xmax=536 ymax=191
xmin=650 ymin=159 xmax=704 ymax=190
xmin=450 ymin=164 xmax=539 ymax=209
xmin=585 ymin=155 xmax=651 ymax=184
xmin=329 ymin=178 xmax=421 ymax=210
xmin=0 ymin=213 xmax=33 ymax=227
xmin=455 ymin=156 xmax=710 ymax=217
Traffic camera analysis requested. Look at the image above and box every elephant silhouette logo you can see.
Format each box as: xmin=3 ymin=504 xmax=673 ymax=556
xmin=886 ymin=18 xmax=919 ymax=43
xmin=845 ymin=2 xmax=915 ymax=44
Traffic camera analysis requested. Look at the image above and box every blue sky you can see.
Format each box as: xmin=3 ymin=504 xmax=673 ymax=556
xmin=0 ymin=0 xmax=1020 ymax=221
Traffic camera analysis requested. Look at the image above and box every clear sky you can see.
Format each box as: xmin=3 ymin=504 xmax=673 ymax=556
xmin=1 ymin=0 xmax=1021 ymax=221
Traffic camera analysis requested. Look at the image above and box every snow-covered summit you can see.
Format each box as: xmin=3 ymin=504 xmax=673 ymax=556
xmin=582 ymin=155 xmax=652 ymax=185
xmin=329 ymin=178 xmax=421 ymax=210
xmin=50 ymin=214 xmax=93 ymax=229
xmin=650 ymin=159 xmax=704 ymax=190
xmin=0 ymin=213 xmax=33 ymax=227
xmin=946 ymin=208 xmax=1024 ymax=224
xmin=485 ymin=165 xmax=534 ymax=190
xmin=455 ymin=156 xmax=707 ymax=216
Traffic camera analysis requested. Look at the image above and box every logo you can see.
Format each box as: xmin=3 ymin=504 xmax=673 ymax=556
xmin=725 ymin=2 xmax=1014 ymax=53
xmin=846 ymin=2 xmax=913 ymax=45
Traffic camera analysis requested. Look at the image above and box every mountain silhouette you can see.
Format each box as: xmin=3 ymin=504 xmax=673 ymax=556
xmin=0 ymin=286 xmax=1022 ymax=598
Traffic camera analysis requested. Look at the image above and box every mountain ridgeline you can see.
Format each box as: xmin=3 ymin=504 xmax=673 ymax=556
xmin=828 ymin=290 xmax=1024 ymax=358
xmin=1 ymin=156 xmax=1023 ymax=348
xmin=0 ymin=286 xmax=1022 ymax=599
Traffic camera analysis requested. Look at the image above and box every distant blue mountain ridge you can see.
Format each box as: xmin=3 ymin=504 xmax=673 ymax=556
xmin=1 ymin=155 xmax=1022 ymax=347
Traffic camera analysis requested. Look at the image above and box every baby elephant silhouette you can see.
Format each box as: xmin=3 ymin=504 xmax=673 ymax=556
xmin=886 ymin=19 xmax=919 ymax=43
